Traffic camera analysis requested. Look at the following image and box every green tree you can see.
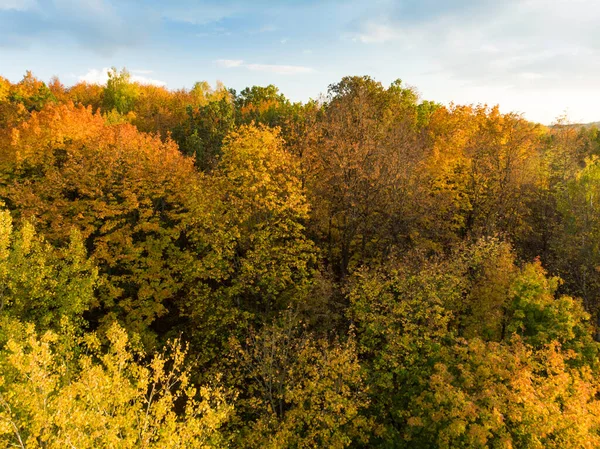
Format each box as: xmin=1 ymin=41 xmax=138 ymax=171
xmin=348 ymin=259 xmax=457 ymax=445
xmin=103 ymin=67 xmax=140 ymax=115
xmin=235 ymin=85 xmax=291 ymax=128
xmin=228 ymin=313 xmax=371 ymax=449
xmin=552 ymin=158 xmax=600 ymax=319
xmin=507 ymin=259 xmax=598 ymax=364
xmin=176 ymin=99 xmax=235 ymax=171
xmin=7 ymin=71 xmax=55 ymax=112
xmin=0 ymin=209 xmax=97 ymax=335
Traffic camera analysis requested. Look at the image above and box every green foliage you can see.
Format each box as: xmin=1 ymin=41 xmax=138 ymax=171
xmin=348 ymin=260 xmax=457 ymax=445
xmin=0 ymin=210 xmax=97 ymax=334
xmin=235 ymin=85 xmax=291 ymax=128
xmin=553 ymin=157 xmax=600 ymax=314
xmin=506 ymin=260 xmax=598 ymax=363
xmin=416 ymin=100 xmax=442 ymax=126
xmin=228 ymin=313 xmax=371 ymax=448
xmin=7 ymin=72 xmax=56 ymax=112
xmin=103 ymin=67 xmax=140 ymax=115
xmin=177 ymin=99 xmax=235 ymax=170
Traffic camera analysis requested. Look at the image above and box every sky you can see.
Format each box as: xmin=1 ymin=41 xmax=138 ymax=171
xmin=0 ymin=0 xmax=599 ymax=125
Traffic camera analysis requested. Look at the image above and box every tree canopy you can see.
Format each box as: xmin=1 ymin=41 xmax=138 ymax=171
xmin=2 ymin=70 xmax=600 ymax=447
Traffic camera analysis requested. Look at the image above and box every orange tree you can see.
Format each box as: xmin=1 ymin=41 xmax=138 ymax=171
xmin=0 ymin=102 xmax=197 ymax=345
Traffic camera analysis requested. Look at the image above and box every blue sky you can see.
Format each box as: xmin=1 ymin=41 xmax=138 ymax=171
xmin=1 ymin=0 xmax=599 ymax=124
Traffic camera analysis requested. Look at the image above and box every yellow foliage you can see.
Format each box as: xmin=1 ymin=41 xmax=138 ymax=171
xmin=0 ymin=321 xmax=233 ymax=448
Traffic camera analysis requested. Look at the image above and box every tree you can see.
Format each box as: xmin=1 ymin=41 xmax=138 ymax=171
xmin=67 ymin=81 xmax=104 ymax=112
xmin=0 ymin=103 xmax=198 ymax=345
xmin=228 ymin=313 xmax=371 ymax=449
xmin=348 ymin=259 xmax=457 ymax=445
xmin=305 ymin=76 xmax=425 ymax=276
xmin=425 ymin=105 xmax=545 ymax=243
xmin=406 ymin=337 xmax=600 ymax=449
xmin=0 ymin=321 xmax=232 ymax=448
xmin=0 ymin=76 xmax=8 ymax=102
xmin=180 ymin=125 xmax=316 ymax=364
xmin=7 ymin=71 xmax=55 ymax=113
xmin=506 ymin=259 xmax=598 ymax=365
xmin=235 ymin=85 xmax=291 ymax=128
xmin=103 ymin=67 xmax=140 ymax=115
xmin=348 ymin=239 xmax=599 ymax=446
xmin=0 ymin=209 xmax=97 ymax=335
xmin=0 ymin=72 xmax=55 ymax=131
xmin=175 ymin=98 xmax=235 ymax=170
xmin=552 ymin=158 xmax=600 ymax=319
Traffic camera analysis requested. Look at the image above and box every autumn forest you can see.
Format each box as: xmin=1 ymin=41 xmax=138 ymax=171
xmin=2 ymin=68 xmax=600 ymax=448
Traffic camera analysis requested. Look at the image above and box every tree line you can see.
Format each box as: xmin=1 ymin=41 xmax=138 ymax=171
xmin=2 ymin=68 xmax=600 ymax=447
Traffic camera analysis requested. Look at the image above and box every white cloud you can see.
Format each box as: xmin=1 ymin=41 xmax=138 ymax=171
xmin=216 ymin=59 xmax=244 ymax=68
xmin=520 ymin=72 xmax=544 ymax=81
xmin=355 ymin=21 xmax=404 ymax=44
xmin=215 ymin=59 xmax=313 ymax=75
xmin=78 ymin=68 xmax=166 ymax=86
xmin=245 ymin=63 xmax=312 ymax=75
xmin=258 ymin=24 xmax=277 ymax=33
xmin=78 ymin=68 xmax=109 ymax=84
xmin=131 ymin=69 xmax=154 ymax=75
xmin=349 ymin=0 xmax=600 ymax=123
xmin=0 ymin=0 xmax=37 ymax=10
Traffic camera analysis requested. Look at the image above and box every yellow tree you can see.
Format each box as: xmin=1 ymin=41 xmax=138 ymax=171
xmin=0 ymin=321 xmax=232 ymax=449
xmin=425 ymin=105 xmax=545 ymax=243
xmin=181 ymin=125 xmax=316 ymax=364
xmin=406 ymin=338 xmax=600 ymax=449
xmin=67 ymin=81 xmax=104 ymax=112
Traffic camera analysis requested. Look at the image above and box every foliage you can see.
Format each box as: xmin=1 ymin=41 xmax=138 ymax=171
xmin=0 ymin=321 xmax=232 ymax=448
xmin=2 ymin=70 xmax=600 ymax=447
xmin=228 ymin=313 xmax=371 ymax=448
xmin=305 ymin=76 xmax=425 ymax=275
xmin=0 ymin=102 xmax=197 ymax=345
xmin=406 ymin=337 xmax=600 ymax=449
xmin=180 ymin=124 xmax=316 ymax=364
xmin=103 ymin=67 xmax=140 ymax=115
xmin=0 ymin=210 xmax=97 ymax=334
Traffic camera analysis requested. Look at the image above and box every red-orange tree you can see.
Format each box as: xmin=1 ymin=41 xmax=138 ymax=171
xmin=0 ymin=102 xmax=197 ymax=345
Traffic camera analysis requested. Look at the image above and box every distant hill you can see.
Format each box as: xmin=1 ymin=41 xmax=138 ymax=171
xmin=551 ymin=121 xmax=600 ymax=129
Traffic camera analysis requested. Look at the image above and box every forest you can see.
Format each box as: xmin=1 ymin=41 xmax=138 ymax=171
xmin=1 ymin=68 xmax=600 ymax=448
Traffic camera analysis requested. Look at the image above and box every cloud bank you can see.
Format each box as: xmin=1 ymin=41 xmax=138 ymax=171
xmin=79 ymin=68 xmax=166 ymax=86
xmin=351 ymin=0 xmax=600 ymax=91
